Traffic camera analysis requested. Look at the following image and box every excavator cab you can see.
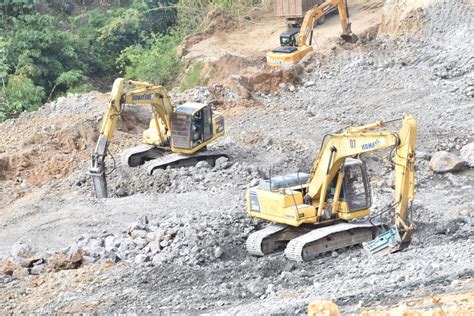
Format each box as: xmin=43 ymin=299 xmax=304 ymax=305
xmin=326 ymin=158 xmax=372 ymax=220
xmin=340 ymin=159 xmax=372 ymax=212
xmin=273 ymin=29 xmax=299 ymax=53
xmin=170 ymin=102 xmax=225 ymax=151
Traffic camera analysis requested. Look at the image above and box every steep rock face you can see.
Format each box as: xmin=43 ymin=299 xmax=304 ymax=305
xmin=379 ymin=0 xmax=433 ymax=36
xmin=429 ymin=151 xmax=466 ymax=173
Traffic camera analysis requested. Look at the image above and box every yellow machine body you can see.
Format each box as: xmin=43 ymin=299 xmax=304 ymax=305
xmin=266 ymin=45 xmax=313 ymax=67
xmin=247 ymin=158 xmax=371 ymax=227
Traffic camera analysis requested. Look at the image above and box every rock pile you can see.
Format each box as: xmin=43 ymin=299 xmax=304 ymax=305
xmin=1 ymin=212 xmax=256 ymax=278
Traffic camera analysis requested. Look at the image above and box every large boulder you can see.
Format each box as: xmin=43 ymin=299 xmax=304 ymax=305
xmin=460 ymin=143 xmax=474 ymax=167
xmin=429 ymin=151 xmax=466 ymax=173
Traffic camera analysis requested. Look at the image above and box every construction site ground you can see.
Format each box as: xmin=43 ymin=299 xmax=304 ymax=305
xmin=0 ymin=0 xmax=473 ymax=314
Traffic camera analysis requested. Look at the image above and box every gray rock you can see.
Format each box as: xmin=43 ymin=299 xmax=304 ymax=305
xmin=67 ymin=244 xmax=84 ymax=263
xmin=152 ymin=254 xmax=161 ymax=265
xmin=215 ymin=157 xmax=231 ymax=170
xmin=429 ymin=151 xmax=466 ymax=173
xmin=304 ymin=80 xmax=315 ymax=87
xmin=30 ymin=264 xmax=45 ymax=275
xmin=132 ymin=238 xmax=149 ymax=249
xmin=148 ymin=241 xmax=161 ymax=254
xmin=128 ymin=216 xmax=149 ymax=233
xmin=196 ymin=161 xmax=211 ymax=169
xmin=131 ymin=229 xmax=147 ymax=239
xmin=460 ymin=143 xmax=474 ymax=167
xmin=134 ymin=254 xmax=149 ymax=265
xmin=214 ymin=247 xmax=223 ymax=259
xmin=11 ymin=243 xmax=33 ymax=259
xmin=81 ymin=256 xmax=96 ymax=264
xmin=416 ymin=151 xmax=432 ymax=161
xmin=193 ymin=174 xmax=205 ymax=181
xmin=100 ymin=251 xmax=119 ymax=263
xmin=104 ymin=235 xmax=118 ymax=252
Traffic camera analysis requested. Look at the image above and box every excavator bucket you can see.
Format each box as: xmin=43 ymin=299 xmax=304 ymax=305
xmin=340 ymin=33 xmax=358 ymax=44
xmin=363 ymin=226 xmax=402 ymax=256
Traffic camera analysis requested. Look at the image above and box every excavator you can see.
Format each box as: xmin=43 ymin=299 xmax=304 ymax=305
xmin=267 ymin=0 xmax=358 ymax=67
xmin=245 ymin=116 xmax=417 ymax=261
xmin=89 ymin=78 xmax=226 ymax=198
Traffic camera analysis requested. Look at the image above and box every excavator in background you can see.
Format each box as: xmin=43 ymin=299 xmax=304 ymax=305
xmin=267 ymin=0 xmax=358 ymax=67
xmin=89 ymin=78 xmax=226 ymax=198
xmin=245 ymin=116 xmax=417 ymax=261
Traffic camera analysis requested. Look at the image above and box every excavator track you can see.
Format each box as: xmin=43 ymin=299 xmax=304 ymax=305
xmin=121 ymin=144 xmax=165 ymax=167
xmin=145 ymin=151 xmax=228 ymax=175
xmin=284 ymin=222 xmax=376 ymax=262
xmin=246 ymin=224 xmax=289 ymax=256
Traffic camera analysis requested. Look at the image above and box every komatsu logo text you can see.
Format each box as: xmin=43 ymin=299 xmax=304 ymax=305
xmin=132 ymin=94 xmax=153 ymax=101
xmin=361 ymin=139 xmax=381 ymax=150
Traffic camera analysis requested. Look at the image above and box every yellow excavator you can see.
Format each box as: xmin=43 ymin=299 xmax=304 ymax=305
xmin=89 ymin=78 xmax=226 ymax=198
xmin=267 ymin=0 xmax=358 ymax=67
xmin=246 ymin=116 xmax=417 ymax=260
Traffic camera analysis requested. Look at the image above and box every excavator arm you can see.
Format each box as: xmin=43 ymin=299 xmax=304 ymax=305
xmin=297 ymin=0 xmax=357 ymax=47
xmin=306 ymin=116 xmax=417 ymax=253
xmin=89 ymin=78 xmax=175 ymax=198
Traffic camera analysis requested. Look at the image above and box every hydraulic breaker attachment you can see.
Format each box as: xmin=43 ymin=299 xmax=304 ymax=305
xmin=89 ymin=134 xmax=109 ymax=199
xmin=89 ymin=165 xmax=108 ymax=199
xmin=363 ymin=226 xmax=402 ymax=256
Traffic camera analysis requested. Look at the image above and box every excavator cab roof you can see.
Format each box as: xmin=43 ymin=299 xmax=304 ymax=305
xmin=175 ymin=102 xmax=208 ymax=115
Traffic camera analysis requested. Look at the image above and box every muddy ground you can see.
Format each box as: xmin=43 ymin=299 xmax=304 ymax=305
xmin=0 ymin=0 xmax=473 ymax=314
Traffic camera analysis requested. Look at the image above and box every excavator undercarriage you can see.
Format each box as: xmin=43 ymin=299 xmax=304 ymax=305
xmin=246 ymin=222 xmax=377 ymax=262
xmin=120 ymin=144 xmax=228 ymax=175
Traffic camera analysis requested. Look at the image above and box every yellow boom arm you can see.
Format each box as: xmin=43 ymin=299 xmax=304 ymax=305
xmin=306 ymin=116 xmax=417 ymax=242
xmin=90 ymin=78 xmax=176 ymax=198
xmin=297 ymin=0 xmax=354 ymax=47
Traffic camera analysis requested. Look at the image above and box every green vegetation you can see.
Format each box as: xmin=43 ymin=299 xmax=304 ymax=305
xmin=0 ymin=0 xmax=262 ymax=121
xmin=178 ymin=62 xmax=207 ymax=92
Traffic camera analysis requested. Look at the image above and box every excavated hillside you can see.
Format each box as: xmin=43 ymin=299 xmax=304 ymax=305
xmin=0 ymin=0 xmax=473 ymax=314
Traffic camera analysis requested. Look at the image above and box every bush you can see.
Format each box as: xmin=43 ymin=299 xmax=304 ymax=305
xmin=118 ymin=32 xmax=184 ymax=88
xmin=0 ymin=75 xmax=45 ymax=120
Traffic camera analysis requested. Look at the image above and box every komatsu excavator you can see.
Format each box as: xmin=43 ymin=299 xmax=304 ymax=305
xmin=245 ymin=116 xmax=417 ymax=261
xmin=267 ymin=0 xmax=358 ymax=67
xmin=89 ymin=78 xmax=226 ymax=198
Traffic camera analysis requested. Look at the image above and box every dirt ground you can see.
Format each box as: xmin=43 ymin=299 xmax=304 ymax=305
xmin=0 ymin=0 xmax=473 ymax=314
